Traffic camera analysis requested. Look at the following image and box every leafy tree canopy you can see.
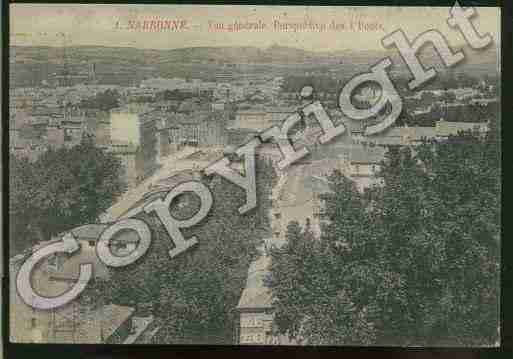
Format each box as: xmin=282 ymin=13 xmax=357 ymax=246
xmin=268 ymin=128 xmax=499 ymax=346
xmin=10 ymin=135 xmax=126 ymax=253
xmin=106 ymin=157 xmax=277 ymax=344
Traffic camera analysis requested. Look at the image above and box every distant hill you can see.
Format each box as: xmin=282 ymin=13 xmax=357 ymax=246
xmin=10 ymin=43 xmax=499 ymax=76
xmin=11 ymin=44 xmax=329 ymax=65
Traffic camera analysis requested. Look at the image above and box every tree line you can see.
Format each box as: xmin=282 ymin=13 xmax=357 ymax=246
xmin=10 ymin=136 xmax=126 ymax=254
xmin=267 ymin=121 xmax=500 ymax=345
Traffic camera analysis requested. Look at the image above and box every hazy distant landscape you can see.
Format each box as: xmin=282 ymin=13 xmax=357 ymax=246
xmin=10 ymin=44 xmax=499 ymax=88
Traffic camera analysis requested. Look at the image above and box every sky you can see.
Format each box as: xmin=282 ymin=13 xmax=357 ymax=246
xmin=10 ymin=4 xmax=500 ymax=52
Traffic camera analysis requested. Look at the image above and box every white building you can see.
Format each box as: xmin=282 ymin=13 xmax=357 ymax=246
xmin=110 ymin=110 xmax=141 ymax=146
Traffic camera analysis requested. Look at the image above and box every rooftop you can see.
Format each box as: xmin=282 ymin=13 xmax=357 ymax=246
xmin=349 ymin=146 xmax=386 ymax=164
xmin=73 ymin=304 xmax=135 ymax=343
xmin=436 ymin=120 xmax=488 ymax=137
xmin=123 ymin=316 xmax=156 ymax=344
xmin=70 ymin=223 xmax=109 ymax=241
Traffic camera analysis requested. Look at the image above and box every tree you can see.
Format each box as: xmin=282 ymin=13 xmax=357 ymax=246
xmin=267 ymin=176 xmax=382 ymax=345
xmin=9 ymin=135 xmax=126 ymax=253
xmin=267 ymin=128 xmax=500 ymax=346
xmin=106 ymin=157 xmax=277 ymax=344
xmin=9 ymin=154 xmax=39 ymax=253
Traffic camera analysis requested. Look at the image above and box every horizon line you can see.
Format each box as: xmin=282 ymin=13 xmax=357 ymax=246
xmin=9 ymin=41 xmax=482 ymax=53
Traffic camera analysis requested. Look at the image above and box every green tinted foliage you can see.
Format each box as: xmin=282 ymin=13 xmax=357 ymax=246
xmin=107 ymin=157 xmax=277 ymax=344
xmin=268 ymin=131 xmax=499 ymax=346
xmin=9 ymin=136 xmax=126 ymax=253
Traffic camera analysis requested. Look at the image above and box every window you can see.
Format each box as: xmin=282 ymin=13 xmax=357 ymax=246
xmin=274 ymin=213 xmax=281 ymax=219
xmin=274 ymin=231 xmax=280 ymax=238
xmin=31 ymin=318 xmax=37 ymax=328
xmin=88 ymin=240 xmax=95 ymax=247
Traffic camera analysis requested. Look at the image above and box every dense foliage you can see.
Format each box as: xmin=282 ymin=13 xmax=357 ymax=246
xmin=106 ymin=157 xmax=277 ymax=344
xmin=9 ymin=136 xmax=126 ymax=254
xmin=267 ymin=127 xmax=500 ymax=346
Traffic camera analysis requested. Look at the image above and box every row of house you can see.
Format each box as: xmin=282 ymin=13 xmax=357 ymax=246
xmin=9 ymin=106 xmax=92 ymax=160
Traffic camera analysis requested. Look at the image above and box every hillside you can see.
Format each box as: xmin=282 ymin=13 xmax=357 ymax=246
xmin=11 ymin=43 xmax=498 ymax=67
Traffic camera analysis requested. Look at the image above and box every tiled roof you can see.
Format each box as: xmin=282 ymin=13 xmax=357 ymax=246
xmin=349 ymin=146 xmax=386 ymax=164
xmin=366 ymin=122 xmax=487 ymax=145
xmin=123 ymin=316 xmax=155 ymax=344
xmin=144 ymin=170 xmax=203 ymax=198
xmin=70 ymin=224 xmax=109 ymax=240
xmin=120 ymin=170 xmax=203 ymax=216
xmin=74 ymin=304 xmax=135 ymax=343
xmin=436 ymin=120 xmax=488 ymax=137
xmin=406 ymin=126 xmax=437 ymax=140
xmin=362 ymin=126 xmax=436 ymax=145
